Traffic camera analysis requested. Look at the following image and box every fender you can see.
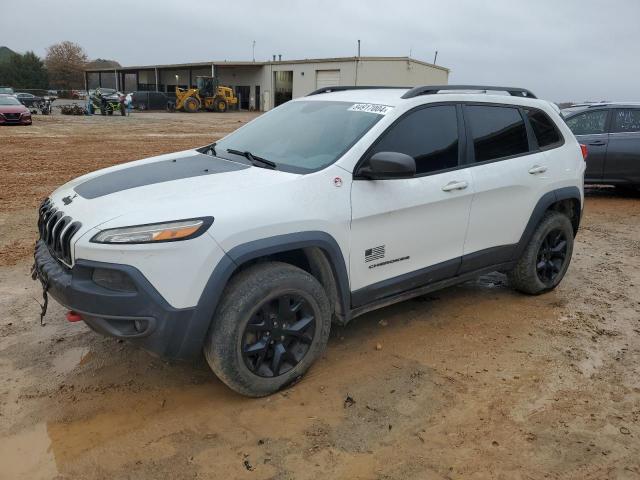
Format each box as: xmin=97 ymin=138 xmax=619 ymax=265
xmin=174 ymin=231 xmax=350 ymax=358
xmin=512 ymin=185 xmax=582 ymax=261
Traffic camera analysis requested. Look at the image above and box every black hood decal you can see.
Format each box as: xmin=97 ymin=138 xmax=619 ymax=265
xmin=74 ymin=153 xmax=248 ymax=199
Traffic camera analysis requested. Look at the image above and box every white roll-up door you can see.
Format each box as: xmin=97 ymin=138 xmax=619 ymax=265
xmin=315 ymin=70 xmax=341 ymax=89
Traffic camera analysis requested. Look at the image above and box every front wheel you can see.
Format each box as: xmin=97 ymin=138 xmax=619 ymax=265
xmin=508 ymin=211 xmax=574 ymax=295
xmin=214 ymin=97 xmax=228 ymax=113
xmin=204 ymin=262 xmax=331 ymax=397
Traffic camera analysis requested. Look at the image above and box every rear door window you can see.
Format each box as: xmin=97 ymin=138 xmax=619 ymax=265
xmin=612 ymin=109 xmax=640 ymax=133
xmin=525 ymin=108 xmax=563 ymax=149
xmin=565 ymin=110 xmax=609 ymax=135
xmin=465 ymin=105 xmax=529 ymax=162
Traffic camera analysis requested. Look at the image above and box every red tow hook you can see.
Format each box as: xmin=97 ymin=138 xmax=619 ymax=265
xmin=66 ymin=311 xmax=83 ymax=322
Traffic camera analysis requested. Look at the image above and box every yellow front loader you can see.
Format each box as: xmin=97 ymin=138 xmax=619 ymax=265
xmin=175 ymin=76 xmax=238 ymax=113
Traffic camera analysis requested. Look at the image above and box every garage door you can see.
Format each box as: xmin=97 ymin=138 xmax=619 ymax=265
xmin=316 ymin=70 xmax=340 ymax=89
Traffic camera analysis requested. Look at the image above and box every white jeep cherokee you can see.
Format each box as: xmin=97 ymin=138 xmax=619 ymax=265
xmin=33 ymin=85 xmax=586 ymax=397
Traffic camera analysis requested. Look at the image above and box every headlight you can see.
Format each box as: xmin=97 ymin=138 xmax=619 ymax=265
xmin=91 ymin=217 xmax=213 ymax=244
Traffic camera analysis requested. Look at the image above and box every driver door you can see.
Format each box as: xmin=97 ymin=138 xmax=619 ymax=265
xmin=350 ymin=104 xmax=474 ymax=305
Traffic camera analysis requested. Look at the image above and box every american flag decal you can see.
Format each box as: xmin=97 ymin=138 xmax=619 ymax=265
xmin=365 ymin=245 xmax=385 ymax=263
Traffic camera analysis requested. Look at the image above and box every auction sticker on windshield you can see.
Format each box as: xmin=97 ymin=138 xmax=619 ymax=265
xmin=348 ymin=103 xmax=393 ymax=115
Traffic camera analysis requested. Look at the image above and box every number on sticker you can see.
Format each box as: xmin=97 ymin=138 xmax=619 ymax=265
xmin=348 ymin=103 xmax=392 ymax=115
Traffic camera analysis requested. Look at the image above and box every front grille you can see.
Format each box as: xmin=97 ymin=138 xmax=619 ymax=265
xmin=4 ymin=113 xmax=21 ymax=121
xmin=38 ymin=198 xmax=82 ymax=266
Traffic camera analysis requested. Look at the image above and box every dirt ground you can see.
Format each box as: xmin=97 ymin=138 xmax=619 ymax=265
xmin=0 ymin=113 xmax=639 ymax=480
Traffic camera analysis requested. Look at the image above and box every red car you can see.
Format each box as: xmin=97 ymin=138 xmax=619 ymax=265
xmin=0 ymin=94 xmax=32 ymax=125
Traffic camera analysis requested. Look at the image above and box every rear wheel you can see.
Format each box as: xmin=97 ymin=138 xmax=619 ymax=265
xmin=508 ymin=211 xmax=574 ymax=295
xmin=204 ymin=262 xmax=331 ymax=397
xmin=184 ymin=96 xmax=200 ymax=113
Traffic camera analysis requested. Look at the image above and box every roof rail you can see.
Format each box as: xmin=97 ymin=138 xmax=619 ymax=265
xmin=401 ymin=85 xmax=537 ymax=99
xmin=307 ymin=86 xmax=409 ymax=96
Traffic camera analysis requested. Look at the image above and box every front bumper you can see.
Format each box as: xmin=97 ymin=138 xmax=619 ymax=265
xmin=33 ymin=240 xmax=203 ymax=359
xmin=0 ymin=114 xmax=31 ymax=125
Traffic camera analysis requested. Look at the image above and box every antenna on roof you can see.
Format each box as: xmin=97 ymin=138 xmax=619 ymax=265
xmin=357 ymin=39 xmax=361 ymax=58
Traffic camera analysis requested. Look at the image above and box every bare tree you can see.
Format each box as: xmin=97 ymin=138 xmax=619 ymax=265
xmin=45 ymin=41 xmax=88 ymax=90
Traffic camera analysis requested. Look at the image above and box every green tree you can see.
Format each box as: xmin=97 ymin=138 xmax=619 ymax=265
xmin=0 ymin=51 xmax=48 ymax=89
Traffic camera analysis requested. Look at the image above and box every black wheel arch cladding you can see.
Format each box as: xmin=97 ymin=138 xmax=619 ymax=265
xmin=180 ymin=231 xmax=350 ymax=358
xmin=512 ymin=186 xmax=581 ymax=261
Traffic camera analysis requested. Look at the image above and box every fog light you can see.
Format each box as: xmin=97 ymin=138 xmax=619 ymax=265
xmin=134 ymin=319 xmax=147 ymax=333
xmin=92 ymin=268 xmax=136 ymax=292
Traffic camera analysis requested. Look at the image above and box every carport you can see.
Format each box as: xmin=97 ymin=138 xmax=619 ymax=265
xmin=85 ymin=61 xmax=264 ymax=110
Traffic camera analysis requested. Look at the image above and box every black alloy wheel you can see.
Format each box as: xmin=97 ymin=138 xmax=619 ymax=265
xmin=241 ymin=294 xmax=316 ymax=378
xmin=536 ymin=228 xmax=568 ymax=284
xmin=205 ymin=261 xmax=331 ymax=397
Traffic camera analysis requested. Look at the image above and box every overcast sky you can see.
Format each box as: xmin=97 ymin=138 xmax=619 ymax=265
xmin=2 ymin=0 xmax=638 ymax=102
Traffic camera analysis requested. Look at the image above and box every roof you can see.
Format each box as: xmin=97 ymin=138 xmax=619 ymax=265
xmin=85 ymin=56 xmax=449 ymax=73
xmin=561 ymin=102 xmax=640 ymax=116
xmin=303 ymin=88 xmax=411 ymax=107
xmin=300 ymin=86 xmax=548 ymax=110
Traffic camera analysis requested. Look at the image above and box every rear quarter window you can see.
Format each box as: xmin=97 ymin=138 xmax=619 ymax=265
xmin=525 ymin=108 xmax=563 ymax=149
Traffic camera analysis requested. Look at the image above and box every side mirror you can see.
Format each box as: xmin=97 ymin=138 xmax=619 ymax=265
xmin=358 ymin=152 xmax=416 ymax=180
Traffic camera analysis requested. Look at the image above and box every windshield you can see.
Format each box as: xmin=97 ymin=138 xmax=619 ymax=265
xmin=215 ymin=100 xmax=386 ymax=173
xmin=0 ymin=87 xmax=14 ymax=94
xmin=0 ymin=96 xmax=21 ymax=106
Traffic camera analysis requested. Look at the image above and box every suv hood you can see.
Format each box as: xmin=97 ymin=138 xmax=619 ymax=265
xmin=48 ymin=148 xmax=299 ymax=232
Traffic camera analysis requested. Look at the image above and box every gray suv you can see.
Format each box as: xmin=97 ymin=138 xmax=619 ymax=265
xmin=563 ymin=103 xmax=640 ymax=189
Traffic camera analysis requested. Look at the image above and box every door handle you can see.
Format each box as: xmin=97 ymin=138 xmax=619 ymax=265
xmin=588 ymin=140 xmax=606 ymax=146
xmin=442 ymin=180 xmax=468 ymax=192
xmin=528 ymin=165 xmax=547 ymax=175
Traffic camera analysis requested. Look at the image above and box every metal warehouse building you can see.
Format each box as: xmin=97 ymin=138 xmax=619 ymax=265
xmin=85 ymin=56 xmax=449 ymax=111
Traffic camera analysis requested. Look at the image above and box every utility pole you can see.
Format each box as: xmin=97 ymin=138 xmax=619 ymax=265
xmin=433 ymin=50 xmax=438 ymax=65
xmin=252 ymin=40 xmax=256 ymax=62
xmin=355 ymin=40 xmax=361 ymax=86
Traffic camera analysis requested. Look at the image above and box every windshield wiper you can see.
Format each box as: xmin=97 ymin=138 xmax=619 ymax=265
xmin=226 ymin=148 xmax=276 ymax=169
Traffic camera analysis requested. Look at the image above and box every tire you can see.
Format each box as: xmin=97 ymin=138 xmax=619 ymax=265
xmin=214 ymin=97 xmax=227 ymax=113
xmin=204 ymin=262 xmax=332 ymax=397
xmin=184 ymin=97 xmax=200 ymax=113
xmin=508 ymin=211 xmax=574 ymax=295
